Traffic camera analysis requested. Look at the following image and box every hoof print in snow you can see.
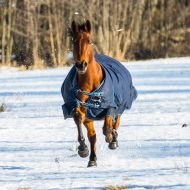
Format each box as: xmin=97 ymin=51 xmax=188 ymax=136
xmin=54 ymin=158 xmax=60 ymax=164
xmin=182 ymin=123 xmax=188 ymax=128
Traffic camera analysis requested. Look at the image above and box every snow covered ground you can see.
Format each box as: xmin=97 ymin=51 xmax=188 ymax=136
xmin=0 ymin=57 xmax=190 ymax=190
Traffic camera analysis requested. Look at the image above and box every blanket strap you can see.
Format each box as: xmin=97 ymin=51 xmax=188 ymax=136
xmin=76 ymin=89 xmax=104 ymax=97
xmin=75 ymin=98 xmax=101 ymax=109
xmin=74 ymin=89 xmax=104 ymax=109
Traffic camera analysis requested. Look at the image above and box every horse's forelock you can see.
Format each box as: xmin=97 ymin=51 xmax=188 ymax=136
xmin=78 ymin=23 xmax=86 ymax=32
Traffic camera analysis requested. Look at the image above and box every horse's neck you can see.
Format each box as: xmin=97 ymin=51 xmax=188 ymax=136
xmin=77 ymin=58 xmax=103 ymax=93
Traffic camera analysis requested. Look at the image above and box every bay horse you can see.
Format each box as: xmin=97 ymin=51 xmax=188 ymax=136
xmin=61 ymin=20 xmax=137 ymax=167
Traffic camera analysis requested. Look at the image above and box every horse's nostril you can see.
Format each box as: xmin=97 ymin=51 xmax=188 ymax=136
xmin=81 ymin=61 xmax=87 ymax=67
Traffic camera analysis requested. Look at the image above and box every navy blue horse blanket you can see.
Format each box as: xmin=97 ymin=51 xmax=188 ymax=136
xmin=61 ymin=54 xmax=137 ymax=120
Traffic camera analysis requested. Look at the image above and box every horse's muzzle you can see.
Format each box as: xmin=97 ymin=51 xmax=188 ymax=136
xmin=75 ymin=61 xmax=87 ymax=74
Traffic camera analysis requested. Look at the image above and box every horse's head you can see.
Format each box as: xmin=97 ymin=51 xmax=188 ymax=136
xmin=71 ymin=20 xmax=93 ymax=74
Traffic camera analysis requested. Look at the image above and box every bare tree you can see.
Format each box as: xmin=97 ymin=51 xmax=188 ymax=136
xmin=1 ymin=0 xmax=190 ymax=68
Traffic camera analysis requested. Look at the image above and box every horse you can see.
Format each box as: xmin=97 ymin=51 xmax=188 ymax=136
xmin=61 ymin=20 xmax=137 ymax=167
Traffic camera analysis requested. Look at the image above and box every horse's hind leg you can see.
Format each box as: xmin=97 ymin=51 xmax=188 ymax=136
xmin=103 ymin=116 xmax=113 ymax=143
xmin=109 ymin=115 xmax=120 ymax=150
xmin=73 ymin=108 xmax=89 ymax=158
xmin=83 ymin=120 xmax=97 ymax=167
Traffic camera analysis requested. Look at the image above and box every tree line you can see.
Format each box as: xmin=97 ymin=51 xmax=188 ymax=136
xmin=0 ymin=0 xmax=190 ymax=68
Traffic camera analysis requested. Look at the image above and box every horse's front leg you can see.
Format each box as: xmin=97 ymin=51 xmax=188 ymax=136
xmin=73 ymin=107 xmax=89 ymax=158
xmin=83 ymin=120 xmax=97 ymax=167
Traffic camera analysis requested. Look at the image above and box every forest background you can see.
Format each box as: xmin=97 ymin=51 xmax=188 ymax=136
xmin=0 ymin=0 xmax=190 ymax=69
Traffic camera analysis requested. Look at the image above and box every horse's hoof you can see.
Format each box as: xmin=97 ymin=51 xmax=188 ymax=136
xmin=78 ymin=146 xmax=89 ymax=158
xmin=108 ymin=141 xmax=118 ymax=150
xmin=87 ymin=160 xmax=97 ymax=167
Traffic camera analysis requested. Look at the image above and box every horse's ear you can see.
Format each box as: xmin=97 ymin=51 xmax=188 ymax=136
xmin=71 ymin=20 xmax=78 ymax=34
xmin=85 ymin=20 xmax=91 ymax=33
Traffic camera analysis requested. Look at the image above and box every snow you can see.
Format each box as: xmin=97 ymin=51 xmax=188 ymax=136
xmin=0 ymin=57 xmax=190 ymax=190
